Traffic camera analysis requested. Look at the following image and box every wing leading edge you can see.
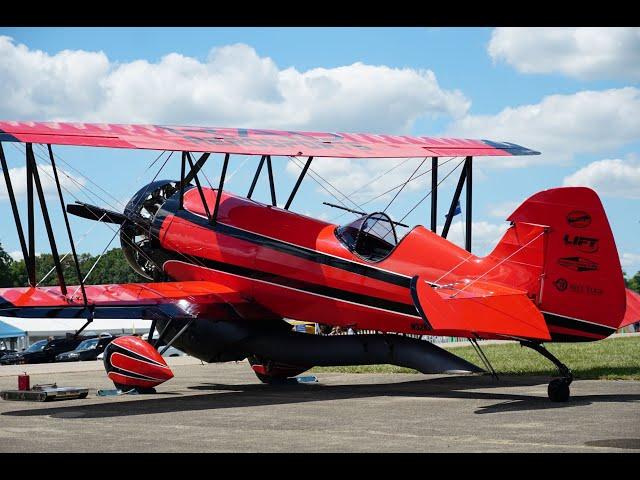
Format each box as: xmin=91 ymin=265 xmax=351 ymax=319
xmin=0 ymin=281 xmax=253 ymax=322
xmin=0 ymin=121 xmax=540 ymax=158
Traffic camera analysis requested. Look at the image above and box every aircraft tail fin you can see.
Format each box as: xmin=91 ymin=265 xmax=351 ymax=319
xmin=488 ymin=187 xmax=626 ymax=340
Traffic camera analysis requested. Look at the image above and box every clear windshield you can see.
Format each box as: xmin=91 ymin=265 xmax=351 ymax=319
xmin=336 ymin=212 xmax=398 ymax=262
xmin=25 ymin=340 xmax=47 ymax=353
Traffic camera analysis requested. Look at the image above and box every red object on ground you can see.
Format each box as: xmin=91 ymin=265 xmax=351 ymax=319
xmin=103 ymin=336 xmax=174 ymax=390
xmin=18 ymin=373 xmax=30 ymax=391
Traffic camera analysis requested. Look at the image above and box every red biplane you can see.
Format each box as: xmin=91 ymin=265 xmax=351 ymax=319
xmin=0 ymin=121 xmax=636 ymax=402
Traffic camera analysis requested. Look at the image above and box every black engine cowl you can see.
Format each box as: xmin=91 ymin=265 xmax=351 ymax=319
xmin=120 ymin=180 xmax=180 ymax=280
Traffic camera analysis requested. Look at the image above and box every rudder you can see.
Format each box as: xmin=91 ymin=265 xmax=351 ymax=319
xmin=506 ymin=187 xmax=625 ymax=341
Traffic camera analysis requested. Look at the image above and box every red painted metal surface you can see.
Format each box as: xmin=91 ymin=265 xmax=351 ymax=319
xmin=18 ymin=373 xmax=30 ymax=391
xmin=0 ymin=121 xmax=539 ymax=158
xmin=620 ymin=289 xmax=640 ymax=329
xmin=0 ymin=183 xmax=625 ymax=342
xmin=104 ymin=336 xmax=174 ymax=389
xmin=0 ymin=280 xmax=241 ymax=311
xmin=156 ymin=186 xmax=624 ymax=341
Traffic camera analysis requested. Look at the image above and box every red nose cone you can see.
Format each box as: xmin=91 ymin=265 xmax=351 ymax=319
xmin=103 ymin=336 xmax=174 ymax=390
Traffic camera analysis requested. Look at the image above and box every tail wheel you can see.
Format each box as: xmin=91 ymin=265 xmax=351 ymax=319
xmin=548 ymin=378 xmax=571 ymax=402
xmin=247 ymin=355 xmax=310 ymax=384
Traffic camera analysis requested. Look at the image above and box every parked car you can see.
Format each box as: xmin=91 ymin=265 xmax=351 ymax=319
xmin=0 ymin=349 xmax=17 ymax=361
xmin=55 ymin=335 xmax=115 ymax=362
xmin=0 ymin=336 xmax=96 ymax=365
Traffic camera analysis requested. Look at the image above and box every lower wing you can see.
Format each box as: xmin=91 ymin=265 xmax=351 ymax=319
xmin=0 ymin=281 xmax=262 ymax=322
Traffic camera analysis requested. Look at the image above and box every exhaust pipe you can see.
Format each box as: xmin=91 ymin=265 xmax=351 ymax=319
xmin=239 ymin=331 xmax=484 ymax=374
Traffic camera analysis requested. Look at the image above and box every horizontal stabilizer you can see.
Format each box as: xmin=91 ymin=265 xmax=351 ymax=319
xmin=410 ymin=276 xmax=550 ymax=341
xmin=620 ymin=288 xmax=640 ymax=329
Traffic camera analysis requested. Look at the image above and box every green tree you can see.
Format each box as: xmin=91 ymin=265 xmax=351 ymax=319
xmin=3 ymin=247 xmax=146 ymax=287
xmin=628 ymin=271 xmax=640 ymax=294
xmin=0 ymin=242 xmax=14 ymax=287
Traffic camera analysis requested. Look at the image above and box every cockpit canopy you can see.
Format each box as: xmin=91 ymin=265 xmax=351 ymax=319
xmin=335 ymin=212 xmax=399 ymax=262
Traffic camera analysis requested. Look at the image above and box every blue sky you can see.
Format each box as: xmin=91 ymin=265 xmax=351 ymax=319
xmin=0 ymin=27 xmax=638 ymax=276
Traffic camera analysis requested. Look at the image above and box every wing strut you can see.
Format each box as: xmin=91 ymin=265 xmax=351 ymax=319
xmin=266 ymin=155 xmax=277 ymax=206
xmin=0 ymin=143 xmax=29 ymax=277
xmin=185 ymin=152 xmax=211 ymax=221
xmin=47 ymin=144 xmax=88 ymax=306
xmin=28 ymin=144 xmax=66 ymax=292
xmin=211 ymin=153 xmax=230 ymax=225
xmin=158 ymin=318 xmax=195 ymax=355
xmin=247 ymin=155 xmax=266 ymax=199
xmin=441 ymin=156 xmax=472 ymax=251
xmin=430 ymin=156 xmax=438 ymax=232
xmin=284 ymin=156 xmax=313 ymax=210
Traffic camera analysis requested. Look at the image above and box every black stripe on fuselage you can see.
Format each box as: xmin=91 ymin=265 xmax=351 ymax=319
xmin=163 ymin=254 xmax=421 ymax=318
xmin=543 ymin=312 xmax=615 ymax=337
xmin=548 ymin=332 xmax=601 ymax=342
xmin=161 ymin=197 xmax=412 ymax=289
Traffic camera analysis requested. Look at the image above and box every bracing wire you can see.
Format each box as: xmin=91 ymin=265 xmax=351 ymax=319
xmin=328 ymin=156 xmax=458 ymax=224
xmin=289 ymin=156 xmax=366 ymax=212
xmin=394 ymin=157 xmax=467 ymax=227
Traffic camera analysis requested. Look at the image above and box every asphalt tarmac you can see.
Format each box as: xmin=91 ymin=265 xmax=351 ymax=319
xmin=0 ymin=359 xmax=639 ymax=452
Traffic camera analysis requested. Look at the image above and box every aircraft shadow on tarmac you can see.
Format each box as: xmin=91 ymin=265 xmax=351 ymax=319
xmin=2 ymin=375 xmax=639 ymax=418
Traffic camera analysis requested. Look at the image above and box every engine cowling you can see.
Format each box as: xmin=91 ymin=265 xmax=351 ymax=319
xmin=120 ymin=180 xmax=179 ymax=280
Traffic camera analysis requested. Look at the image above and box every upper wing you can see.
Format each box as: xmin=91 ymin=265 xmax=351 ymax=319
xmin=0 ymin=281 xmax=264 ymax=322
xmin=410 ymin=276 xmax=551 ymax=341
xmin=0 ymin=121 xmax=540 ymax=158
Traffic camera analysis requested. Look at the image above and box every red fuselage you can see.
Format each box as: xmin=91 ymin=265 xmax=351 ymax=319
xmin=153 ymin=187 xmax=545 ymax=339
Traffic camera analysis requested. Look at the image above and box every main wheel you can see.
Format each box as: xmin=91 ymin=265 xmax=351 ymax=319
xmin=548 ymin=379 xmax=570 ymax=402
xmin=247 ymin=355 xmax=310 ymax=384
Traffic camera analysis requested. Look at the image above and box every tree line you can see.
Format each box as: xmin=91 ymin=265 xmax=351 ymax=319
xmin=1 ymin=241 xmax=639 ymax=293
xmin=0 ymin=242 xmax=146 ymax=287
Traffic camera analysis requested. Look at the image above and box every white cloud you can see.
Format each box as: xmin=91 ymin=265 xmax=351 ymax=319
xmin=488 ymin=27 xmax=640 ymax=80
xmin=563 ymin=158 xmax=640 ymax=199
xmin=621 ymin=253 xmax=640 ymax=272
xmin=0 ymin=36 xmax=470 ymax=133
xmin=0 ymin=164 xmax=85 ymax=201
xmin=448 ymin=88 xmax=640 ymax=166
xmin=487 ymin=200 xmax=520 ymax=219
xmin=286 ymin=155 xmax=466 ymax=210
xmin=436 ymin=220 xmax=509 ymax=256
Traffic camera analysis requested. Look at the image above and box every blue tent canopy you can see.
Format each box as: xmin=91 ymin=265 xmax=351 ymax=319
xmin=0 ymin=319 xmax=26 ymax=339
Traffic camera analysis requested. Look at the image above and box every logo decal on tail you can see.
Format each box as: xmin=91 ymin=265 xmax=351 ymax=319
xmin=566 ymin=211 xmax=591 ymax=228
xmin=563 ymin=234 xmax=599 ymax=253
xmin=557 ymin=256 xmax=599 ymax=272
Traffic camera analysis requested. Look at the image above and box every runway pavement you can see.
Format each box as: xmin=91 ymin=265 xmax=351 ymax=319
xmin=0 ymin=360 xmax=639 ymax=452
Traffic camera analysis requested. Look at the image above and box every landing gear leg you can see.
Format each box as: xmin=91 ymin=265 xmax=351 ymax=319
xmin=520 ymin=341 xmax=573 ymax=402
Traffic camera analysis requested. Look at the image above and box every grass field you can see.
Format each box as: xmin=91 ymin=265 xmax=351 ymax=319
xmin=310 ymin=335 xmax=640 ymax=380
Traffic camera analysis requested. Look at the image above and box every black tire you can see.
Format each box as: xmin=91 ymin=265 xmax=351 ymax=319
xmin=548 ymin=379 xmax=570 ymax=402
xmin=254 ymin=372 xmax=281 ymax=384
